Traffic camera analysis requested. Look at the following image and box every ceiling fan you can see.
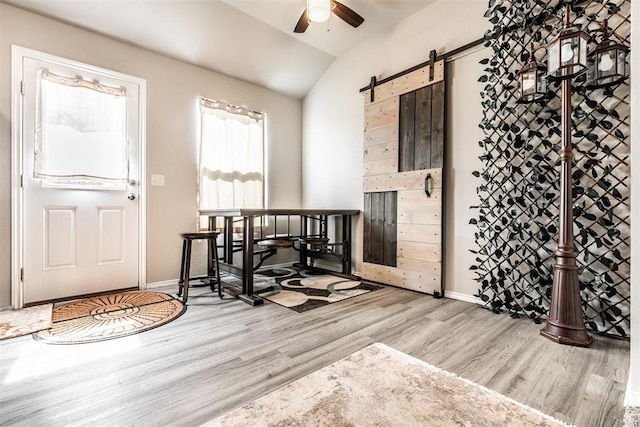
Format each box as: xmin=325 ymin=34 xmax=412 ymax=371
xmin=294 ymin=0 xmax=365 ymax=33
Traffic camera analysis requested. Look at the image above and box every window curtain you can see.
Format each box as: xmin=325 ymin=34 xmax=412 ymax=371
xmin=34 ymin=68 xmax=129 ymax=182
xmin=199 ymin=98 xmax=265 ymax=212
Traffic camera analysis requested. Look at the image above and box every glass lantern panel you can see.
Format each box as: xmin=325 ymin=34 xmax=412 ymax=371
xmin=579 ymin=37 xmax=588 ymax=67
xmin=598 ymin=51 xmax=615 ymax=78
xmin=522 ymin=73 xmax=535 ymax=95
xmin=537 ymin=74 xmax=547 ymax=93
xmin=548 ymin=43 xmax=559 ymax=75
xmin=617 ymin=50 xmax=627 ymax=76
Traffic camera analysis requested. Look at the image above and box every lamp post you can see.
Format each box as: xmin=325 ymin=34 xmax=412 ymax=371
xmin=541 ymin=5 xmax=593 ymax=347
xmin=517 ymin=5 xmax=629 ymax=347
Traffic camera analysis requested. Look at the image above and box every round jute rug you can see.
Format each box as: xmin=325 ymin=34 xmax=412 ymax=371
xmin=34 ymin=291 xmax=185 ymax=344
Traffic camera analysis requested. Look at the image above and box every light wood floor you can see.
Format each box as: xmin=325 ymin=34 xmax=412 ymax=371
xmin=0 ymin=283 xmax=629 ymax=426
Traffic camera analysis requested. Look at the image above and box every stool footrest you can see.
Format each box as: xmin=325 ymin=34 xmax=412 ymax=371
xmin=183 ymin=275 xmax=220 ymax=284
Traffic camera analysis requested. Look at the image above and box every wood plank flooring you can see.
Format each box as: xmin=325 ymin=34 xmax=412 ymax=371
xmin=0 ymin=284 xmax=629 ymax=426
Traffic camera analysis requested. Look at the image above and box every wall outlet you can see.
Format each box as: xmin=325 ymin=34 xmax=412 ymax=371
xmin=150 ymin=174 xmax=165 ymax=187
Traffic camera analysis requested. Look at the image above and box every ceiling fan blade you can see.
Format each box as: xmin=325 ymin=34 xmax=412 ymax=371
xmin=294 ymin=9 xmax=310 ymax=33
xmin=331 ymin=0 xmax=364 ymax=28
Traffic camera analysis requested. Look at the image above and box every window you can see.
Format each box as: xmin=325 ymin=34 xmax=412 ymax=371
xmin=35 ymin=68 xmax=130 ymax=189
xmin=198 ymin=98 xmax=265 ymax=211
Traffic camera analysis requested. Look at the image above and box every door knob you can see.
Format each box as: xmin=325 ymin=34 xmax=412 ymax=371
xmin=127 ymin=193 xmax=136 ymax=200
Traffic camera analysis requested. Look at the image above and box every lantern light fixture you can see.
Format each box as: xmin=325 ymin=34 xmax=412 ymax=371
xmin=587 ymin=19 xmax=629 ymax=88
xmin=546 ymin=6 xmax=589 ymax=81
xmin=517 ymin=43 xmax=548 ymax=103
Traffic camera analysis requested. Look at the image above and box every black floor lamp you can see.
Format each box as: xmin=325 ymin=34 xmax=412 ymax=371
xmin=516 ymin=4 xmax=628 ymax=347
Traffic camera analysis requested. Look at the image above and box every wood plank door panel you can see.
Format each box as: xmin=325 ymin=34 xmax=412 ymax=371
xmin=400 ymin=81 xmax=445 ymax=171
xmin=363 ymin=192 xmax=397 ymax=267
xmin=429 ymin=81 xmax=445 ymax=168
xmin=364 ymin=98 xmax=399 ymax=177
xmin=362 ymin=59 xmax=446 ymax=295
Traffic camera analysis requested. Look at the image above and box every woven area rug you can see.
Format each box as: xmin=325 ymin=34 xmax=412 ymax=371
xmin=34 ymin=291 xmax=185 ymax=344
xmin=205 ymin=343 xmax=572 ymax=427
xmin=254 ymin=267 xmax=382 ymax=313
xmin=0 ymin=304 xmax=53 ymax=341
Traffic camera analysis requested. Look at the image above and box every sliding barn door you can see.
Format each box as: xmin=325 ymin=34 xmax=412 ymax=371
xmin=362 ymin=59 xmax=445 ymax=295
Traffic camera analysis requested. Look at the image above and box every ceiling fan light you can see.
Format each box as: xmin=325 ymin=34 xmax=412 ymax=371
xmin=307 ymin=0 xmax=331 ymax=23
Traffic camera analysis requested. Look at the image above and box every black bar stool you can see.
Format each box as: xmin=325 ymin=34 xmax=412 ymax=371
xmin=178 ymin=231 xmax=222 ymax=303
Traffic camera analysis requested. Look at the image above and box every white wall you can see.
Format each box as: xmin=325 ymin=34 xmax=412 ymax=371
xmin=302 ymin=0 xmax=490 ymax=299
xmin=0 ymin=4 xmax=302 ymax=307
xmin=626 ymin=0 xmax=639 ymax=409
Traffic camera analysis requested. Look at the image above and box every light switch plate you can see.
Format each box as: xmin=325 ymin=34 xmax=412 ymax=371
xmin=150 ymin=174 xmax=165 ymax=187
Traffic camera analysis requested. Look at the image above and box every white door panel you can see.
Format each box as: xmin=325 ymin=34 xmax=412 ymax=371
xmin=21 ymin=53 xmax=143 ymax=304
xmin=97 ymin=206 xmax=126 ymax=265
xmin=43 ymin=206 xmax=77 ymax=270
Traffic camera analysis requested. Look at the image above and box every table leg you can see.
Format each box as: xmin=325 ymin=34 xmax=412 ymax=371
xmin=207 ymin=216 xmax=216 ymax=276
xmin=239 ymin=215 xmax=263 ymax=306
xmin=224 ymin=217 xmax=234 ymax=264
xmin=242 ymin=216 xmax=253 ymax=295
xmin=300 ymin=215 xmax=308 ymax=268
xmin=342 ymin=214 xmax=352 ymax=274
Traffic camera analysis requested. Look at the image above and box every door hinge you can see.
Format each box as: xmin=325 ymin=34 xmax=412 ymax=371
xmin=20 ymin=174 xmax=24 ymax=188
xmin=20 ymin=268 xmax=24 ymax=282
xmin=20 ymin=80 xmax=25 ymax=96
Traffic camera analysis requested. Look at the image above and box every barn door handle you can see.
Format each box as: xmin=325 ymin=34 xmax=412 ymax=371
xmin=424 ymin=173 xmax=432 ymax=198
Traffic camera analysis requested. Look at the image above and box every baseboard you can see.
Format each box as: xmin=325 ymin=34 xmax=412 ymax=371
xmin=443 ymin=290 xmax=482 ymax=305
xmin=145 ymin=279 xmax=177 ymax=290
xmin=354 ymin=270 xmax=481 ymax=304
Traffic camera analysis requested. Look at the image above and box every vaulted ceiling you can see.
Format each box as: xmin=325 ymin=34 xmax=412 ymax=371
xmin=3 ymin=0 xmax=435 ymax=98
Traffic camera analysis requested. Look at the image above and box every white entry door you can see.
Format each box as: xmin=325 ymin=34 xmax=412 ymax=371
xmin=19 ymin=51 xmax=144 ymax=304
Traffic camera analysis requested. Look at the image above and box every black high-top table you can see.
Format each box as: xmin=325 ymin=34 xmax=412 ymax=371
xmin=198 ymin=209 xmax=359 ymax=305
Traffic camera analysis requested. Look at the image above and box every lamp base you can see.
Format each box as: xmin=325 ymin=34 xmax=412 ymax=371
xmin=540 ymin=321 xmax=593 ymax=347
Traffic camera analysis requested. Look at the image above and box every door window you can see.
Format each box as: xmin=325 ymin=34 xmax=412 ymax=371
xmin=35 ymin=69 xmax=129 ymax=190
